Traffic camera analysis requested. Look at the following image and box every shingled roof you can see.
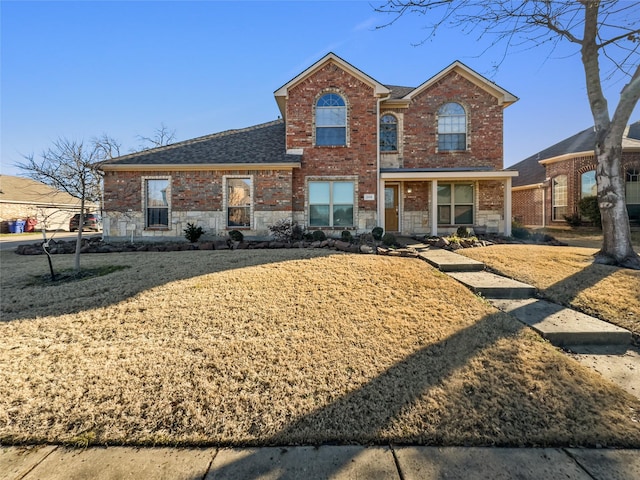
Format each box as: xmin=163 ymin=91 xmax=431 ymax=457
xmin=100 ymin=120 xmax=301 ymax=168
xmin=508 ymin=121 xmax=640 ymax=188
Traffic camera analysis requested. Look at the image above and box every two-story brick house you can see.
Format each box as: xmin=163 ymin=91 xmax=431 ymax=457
xmin=100 ymin=53 xmax=518 ymax=240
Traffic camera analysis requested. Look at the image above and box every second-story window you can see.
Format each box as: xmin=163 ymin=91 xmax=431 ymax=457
xmin=316 ymin=93 xmax=346 ymax=146
xmin=380 ymin=114 xmax=398 ymax=152
xmin=438 ymin=102 xmax=467 ymax=151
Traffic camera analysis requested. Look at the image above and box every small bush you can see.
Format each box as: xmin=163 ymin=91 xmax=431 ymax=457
xmin=456 ymin=226 xmax=471 ymax=238
xmin=371 ymin=226 xmax=384 ymax=241
xmin=228 ymin=230 xmax=244 ymax=242
xmin=579 ymin=196 xmax=602 ymax=228
xmin=303 ymin=232 xmax=314 ymax=242
xmin=382 ymin=232 xmax=396 ymax=246
xmin=312 ymin=230 xmax=326 ymax=242
xmin=184 ymin=223 xmax=205 ymax=243
xmin=269 ymin=218 xmax=304 ymax=242
xmin=563 ymin=213 xmax=582 ymax=228
xmin=340 ymin=230 xmax=353 ymax=243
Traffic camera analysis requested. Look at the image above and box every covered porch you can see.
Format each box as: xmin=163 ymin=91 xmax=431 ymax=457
xmin=378 ymin=169 xmax=518 ymax=237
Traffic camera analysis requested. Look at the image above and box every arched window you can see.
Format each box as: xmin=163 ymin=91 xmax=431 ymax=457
xmin=438 ymin=102 xmax=466 ymax=151
xmin=552 ymin=175 xmax=568 ymax=221
xmin=380 ymin=114 xmax=398 ymax=152
xmin=316 ymin=93 xmax=346 ymax=146
xmin=581 ymin=170 xmax=597 ymax=198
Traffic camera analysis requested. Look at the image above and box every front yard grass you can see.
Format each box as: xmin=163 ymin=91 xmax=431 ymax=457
xmin=458 ymin=245 xmax=640 ymax=337
xmin=1 ymin=248 xmax=640 ymax=447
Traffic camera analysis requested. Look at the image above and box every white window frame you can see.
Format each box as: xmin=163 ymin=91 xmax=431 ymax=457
xmin=307 ymin=176 xmax=357 ymax=228
xmin=224 ymin=175 xmax=253 ymax=229
xmin=552 ymin=175 xmax=568 ymax=221
xmin=142 ymin=176 xmax=171 ymax=229
xmin=437 ymin=102 xmax=467 ymax=152
xmin=437 ymin=183 xmax=474 ymax=225
xmin=315 ymin=92 xmax=347 ymax=147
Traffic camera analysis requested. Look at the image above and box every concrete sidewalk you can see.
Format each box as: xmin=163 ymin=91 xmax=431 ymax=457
xmin=3 ymin=444 xmax=639 ymax=480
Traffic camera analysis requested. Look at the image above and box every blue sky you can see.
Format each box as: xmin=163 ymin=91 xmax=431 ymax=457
xmin=2 ymin=0 xmax=638 ymax=177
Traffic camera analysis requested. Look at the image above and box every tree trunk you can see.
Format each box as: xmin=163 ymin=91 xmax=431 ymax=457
xmin=74 ymin=198 xmax=85 ymax=272
xmin=595 ymin=131 xmax=640 ymax=269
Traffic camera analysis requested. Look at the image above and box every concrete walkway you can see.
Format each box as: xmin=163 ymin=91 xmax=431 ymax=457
xmin=409 ymin=241 xmax=639 ymax=400
xmin=2 ymin=444 xmax=639 ymax=480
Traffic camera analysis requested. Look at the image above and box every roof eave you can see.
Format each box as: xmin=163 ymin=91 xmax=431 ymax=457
xmin=101 ymin=162 xmax=301 ymax=172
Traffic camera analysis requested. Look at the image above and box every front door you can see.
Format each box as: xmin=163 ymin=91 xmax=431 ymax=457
xmin=384 ymin=185 xmax=399 ymax=231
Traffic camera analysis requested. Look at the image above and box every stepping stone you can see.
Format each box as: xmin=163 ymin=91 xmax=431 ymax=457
xmin=490 ymin=298 xmax=631 ymax=347
xmin=447 ymin=271 xmax=536 ymax=299
xmin=418 ymin=249 xmax=484 ymax=272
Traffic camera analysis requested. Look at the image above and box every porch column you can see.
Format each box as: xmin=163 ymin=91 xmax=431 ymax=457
xmin=430 ymin=179 xmax=438 ymax=236
xmin=504 ymin=177 xmax=512 ymax=237
xmin=378 ymin=178 xmax=385 ymax=231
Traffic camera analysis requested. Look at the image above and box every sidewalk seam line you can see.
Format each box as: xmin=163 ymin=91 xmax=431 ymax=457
xmin=201 ymin=447 xmax=219 ymax=480
xmin=17 ymin=445 xmax=58 ymax=480
xmin=561 ymin=448 xmax=598 ymax=480
xmin=389 ymin=444 xmax=406 ymax=480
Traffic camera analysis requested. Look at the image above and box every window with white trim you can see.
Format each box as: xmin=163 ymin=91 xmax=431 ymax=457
xmin=552 ymin=175 xmax=568 ymax=221
xmin=226 ymin=177 xmax=252 ymax=227
xmin=309 ymin=181 xmax=354 ymax=227
xmin=438 ymin=103 xmax=466 ymax=151
xmin=437 ymin=183 xmax=474 ymax=225
xmin=316 ymin=93 xmax=346 ymax=146
xmin=145 ymin=178 xmax=170 ymax=228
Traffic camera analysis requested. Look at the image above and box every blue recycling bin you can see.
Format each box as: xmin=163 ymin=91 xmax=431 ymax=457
xmin=7 ymin=221 xmax=16 ymax=233
xmin=9 ymin=220 xmax=26 ymax=233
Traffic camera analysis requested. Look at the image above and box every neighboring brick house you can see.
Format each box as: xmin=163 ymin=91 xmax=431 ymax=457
xmin=509 ymin=121 xmax=640 ymax=227
xmin=100 ymin=53 xmax=519 ymax=240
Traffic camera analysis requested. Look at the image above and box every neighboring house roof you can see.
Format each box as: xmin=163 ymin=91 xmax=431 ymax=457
xmin=0 ymin=175 xmax=81 ymax=207
xmin=100 ymin=120 xmax=302 ymax=169
xmin=508 ymin=120 xmax=640 ymax=188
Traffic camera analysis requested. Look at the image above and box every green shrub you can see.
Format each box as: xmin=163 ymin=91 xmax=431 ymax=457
xmin=579 ymin=196 xmax=602 ymax=228
xmin=268 ymin=218 xmax=304 ymax=242
xmin=371 ymin=226 xmax=384 ymax=241
xmin=456 ymin=226 xmax=471 ymax=238
xmin=340 ymin=230 xmax=353 ymax=243
xmin=312 ymin=230 xmax=326 ymax=241
xmin=382 ymin=232 xmax=396 ymax=246
xmin=303 ymin=232 xmax=314 ymax=242
xmin=183 ymin=223 xmax=205 ymax=243
xmin=228 ymin=229 xmax=244 ymax=242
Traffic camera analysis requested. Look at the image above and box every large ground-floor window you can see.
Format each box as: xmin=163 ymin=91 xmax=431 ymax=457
xmin=437 ymin=183 xmax=474 ymax=225
xmin=226 ymin=177 xmax=252 ymax=228
xmin=145 ymin=178 xmax=170 ymax=228
xmin=309 ymin=180 xmax=354 ymax=227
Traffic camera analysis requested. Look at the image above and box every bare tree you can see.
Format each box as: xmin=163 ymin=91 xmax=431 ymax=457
xmin=376 ymin=0 xmax=640 ymax=269
xmin=17 ymin=136 xmax=121 ymax=273
xmin=135 ymin=122 xmax=176 ymax=151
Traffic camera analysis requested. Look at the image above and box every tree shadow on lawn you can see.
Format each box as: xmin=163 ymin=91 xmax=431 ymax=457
xmin=205 ymin=306 xmax=640 ymax=479
xmin=0 ymin=249 xmax=338 ymax=322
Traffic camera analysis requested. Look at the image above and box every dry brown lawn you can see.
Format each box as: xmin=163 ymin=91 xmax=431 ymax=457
xmin=1 ymin=248 xmax=640 ymax=447
xmin=458 ymin=245 xmax=640 ymax=337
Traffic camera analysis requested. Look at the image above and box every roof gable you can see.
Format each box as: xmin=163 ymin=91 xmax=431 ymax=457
xmin=273 ymin=52 xmax=391 ymax=119
xmin=405 ymin=61 xmax=518 ymax=107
